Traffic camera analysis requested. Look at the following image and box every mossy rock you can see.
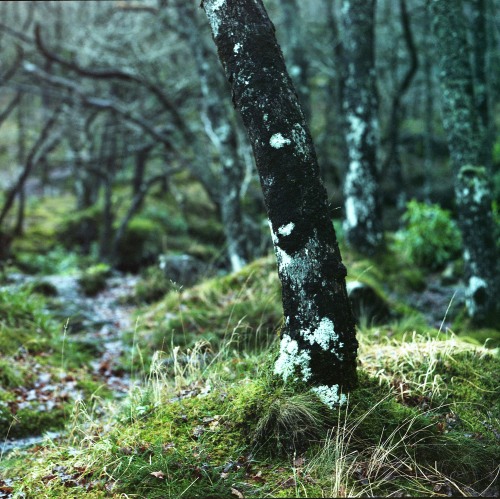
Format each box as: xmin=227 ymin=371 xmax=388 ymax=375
xmin=57 ymin=204 xmax=101 ymax=252
xmin=31 ymin=280 xmax=58 ymax=297
xmin=78 ymin=263 xmax=111 ymax=296
xmin=115 ymin=216 xmax=163 ymax=272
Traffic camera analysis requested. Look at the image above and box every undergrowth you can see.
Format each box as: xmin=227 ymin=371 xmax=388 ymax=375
xmin=2 ymin=324 xmax=498 ymax=497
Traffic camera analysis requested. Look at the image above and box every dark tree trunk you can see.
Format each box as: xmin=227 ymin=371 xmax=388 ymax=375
xmin=14 ymin=98 xmax=26 ymax=236
xmin=431 ymin=0 xmax=499 ymax=326
xmin=281 ymin=0 xmax=311 ymax=124
xmin=201 ymin=0 xmax=357 ymax=398
xmin=382 ymin=0 xmax=418 ymax=208
xmin=470 ymin=0 xmax=492 ymax=169
xmin=340 ymin=0 xmax=384 ymax=255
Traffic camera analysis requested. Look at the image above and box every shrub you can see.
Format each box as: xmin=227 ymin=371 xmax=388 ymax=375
xmin=393 ymin=200 xmax=462 ymax=270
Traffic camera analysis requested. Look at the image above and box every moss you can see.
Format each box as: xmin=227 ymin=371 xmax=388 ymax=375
xmin=137 ymin=255 xmax=282 ymax=356
xmin=3 ymin=406 xmax=68 ymax=439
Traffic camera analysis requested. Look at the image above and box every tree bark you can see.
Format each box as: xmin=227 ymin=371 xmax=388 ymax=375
xmin=281 ymin=0 xmax=311 ymax=124
xmin=340 ymin=0 xmax=384 ymax=255
xmin=430 ymin=0 xmax=499 ymax=325
xmin=201 ymin=0 xmax=357 ymax=397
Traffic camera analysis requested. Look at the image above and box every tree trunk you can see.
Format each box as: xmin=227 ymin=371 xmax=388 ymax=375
xmin=470 ymin=0 xmax=492 ymax=169
xmin=281 ymin=0 xmax=311 ymax=124
xmin=179 ymin=2 xmax=248 ymax=272
xmin=340 ymin=0 xmax=384 ymax=255
xmin=201 ymin=0 xmax=358 ymax=398
xmin=430 ymin=0 xmax=499 ymax=325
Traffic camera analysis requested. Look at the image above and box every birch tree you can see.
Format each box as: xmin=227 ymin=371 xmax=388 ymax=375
xmin=340 ymin=0 xmax=384 ymax=255
xmin=430 ymin=0 xmax=499 ymax=325
xmin=201 ymin=0 xmax=358 ymax=401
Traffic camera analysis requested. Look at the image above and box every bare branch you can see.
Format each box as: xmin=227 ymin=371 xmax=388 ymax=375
xmin=1 ymin=45 xmax=24 ymax=83
xmin=35 ymin=24 xmax=195 ymax=144
xmin=0 ymin=92 xmax=21 ymax=126
xmin=22 ymin=61 xmax=176 ymax=151
xmin=0 ymin=106 xmax=63 ymax=227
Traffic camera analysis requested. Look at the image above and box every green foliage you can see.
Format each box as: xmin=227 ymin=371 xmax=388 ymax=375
xmin=14 ymin=246 xmax=82 ymax=275
xmin=392 ymin=200 xmax=462 ymax=270
xmin=78 ymin=263 xmax=111 ymax=296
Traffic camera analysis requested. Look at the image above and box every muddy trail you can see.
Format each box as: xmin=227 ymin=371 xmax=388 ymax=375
xmin=1 ymin=273 xmax=139 ymax=455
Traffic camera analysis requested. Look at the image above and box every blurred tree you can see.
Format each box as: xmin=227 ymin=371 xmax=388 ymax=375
xmin=175 ymin=2 xmax=249 ymax=272
xmin=431 ymin=0 xmax=499 ymax=325
xmin=281 ymin=0 xmax=311 ymax=124
xmin=382 ymin=0 xmax=418 ymax=208
xmin=340 ymin=0 xmax=384 ymax=255
xmin=202 ymin=0 xmax=357 ymax=395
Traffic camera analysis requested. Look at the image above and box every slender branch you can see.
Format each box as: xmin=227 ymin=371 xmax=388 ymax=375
xmin=0 ymin=45 xmax=24 ymax=83
xmin=0 ymin=22 xmax=33 ymax=44
xmin=0 ymin=92 xmax=21 ymax=126
xmin=35 ymin=24 xmax=195 ymax=144
xmin=0 ymin=106 xmax=62 ymax=227
xmin=22 ymin=61 xmax=176 ymax=151
xmin=112 ymin=169 xmax=181 ymax=253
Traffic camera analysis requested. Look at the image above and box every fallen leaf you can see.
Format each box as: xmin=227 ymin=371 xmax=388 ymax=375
xmin=150 ymin=471 xmax=165 ymax=479
xmin=231 ymin=487 xmax=244 ymax=498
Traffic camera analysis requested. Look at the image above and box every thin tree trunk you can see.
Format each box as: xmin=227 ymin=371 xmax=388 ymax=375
xmin=179 ymin=2 xmax=248 ymax=272
xmin=340 ymin=0 xmax=384 ymax=255
xmin=14 ymin=98 xmax=26 ymax=236
xmin=383 ymin=0 xmax=418 ymax=208
xmin=431 ymin=0 xmax=499 ymax=325
xmin=202 ymin=0 xmax=357 ymax=396
xmin=0 ymin=106 xmax=61 ymax=228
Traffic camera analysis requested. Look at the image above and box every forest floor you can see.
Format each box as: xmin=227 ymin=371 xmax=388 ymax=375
xmin=0 ymin=251 xmax=499 ymax=498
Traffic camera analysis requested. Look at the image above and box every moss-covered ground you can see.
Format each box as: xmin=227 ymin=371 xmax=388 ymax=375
xmin=1 ymin=253 xmax=498 ymax=497
xmin=1 ymin=193 xmax=499 ymax=497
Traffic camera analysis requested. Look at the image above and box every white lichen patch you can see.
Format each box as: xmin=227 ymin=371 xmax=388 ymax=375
xmin=276 ymin=246 xmax=292 ymax=271
xmin=344 ymin=196 xmax=358 ymax=228
xmin=233 ymin=42 xmax=241 ymax=54
xmin=269 ymin=133 xmax=291 ymax=149
xmin=346 ymin=113 xmax=366 ymax=148
xmin=466 ymin=275 xmax=487 ymax=316
xmin=204 ymin=0 xmax=226 ymax=38
xmin=268 ymin=219 xmax=278 ymax=244
xmin=311 ymin=384 xmax=347 ymax=409
xmin=274 ymin=334 xmax=312 ymax=381
xmin=278 ymin=222 xmax=295 ymax=237
xmin=301 ymin=317 xmax=338 ymax=351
